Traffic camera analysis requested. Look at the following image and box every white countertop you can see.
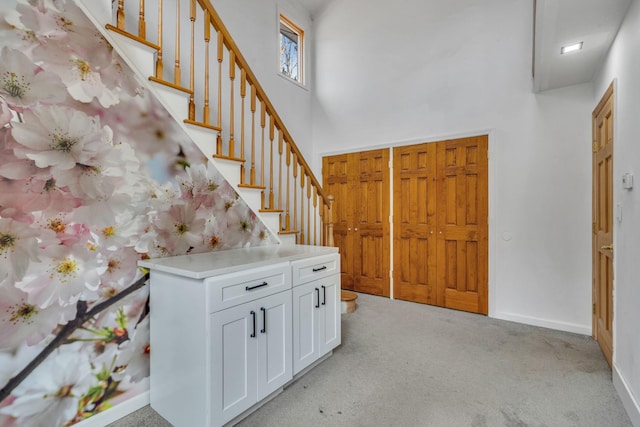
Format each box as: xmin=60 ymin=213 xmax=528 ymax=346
xmin=138 ymin=244 xmax=339 ymax=279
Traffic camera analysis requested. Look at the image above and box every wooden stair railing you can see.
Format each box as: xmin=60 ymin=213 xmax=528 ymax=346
xmin=107 ymin=0 xmax=334 ymax=246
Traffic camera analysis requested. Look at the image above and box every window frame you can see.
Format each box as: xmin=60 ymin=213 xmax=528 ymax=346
xmin=279 ymin=13 xmax=304 ymax=85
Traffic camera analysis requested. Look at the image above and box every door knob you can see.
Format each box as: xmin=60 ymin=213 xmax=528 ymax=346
xmin=600 ymin=244 xmax=613 ymax=251
xmin=354 ymin=228 xmax=358 ymax=231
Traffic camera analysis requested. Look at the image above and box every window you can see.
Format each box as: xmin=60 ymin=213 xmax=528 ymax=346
xmin=279 ymin=14 xmax=303 ymax=84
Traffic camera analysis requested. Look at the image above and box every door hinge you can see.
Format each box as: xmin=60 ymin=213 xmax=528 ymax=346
xmin=592 ymin=141 xmax=598 ymax=153
xmin=592 ymin=302 xmax=596 ymax=315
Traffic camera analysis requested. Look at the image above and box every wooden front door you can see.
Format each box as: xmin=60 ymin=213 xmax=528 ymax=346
xmin=323 ymin=149 xmax=390 ymax=297
xmin=393 ymin=136 xmax=488 ymax=314
xmin=593 ymin=83 xmax=614 ymax=366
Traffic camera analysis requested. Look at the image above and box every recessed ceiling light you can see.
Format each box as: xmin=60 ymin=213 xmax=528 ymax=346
xmin=561 ymin=42 xmax=583 ymax=54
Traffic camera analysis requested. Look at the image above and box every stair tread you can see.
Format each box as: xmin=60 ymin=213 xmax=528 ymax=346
xmin=238 ymin=183 xmax=266 ymax=190
xmin=212 ymin=154 xmax=244 ymax=163
xmin=184 ymin=119 xmax=222 ymax=132
xmin=105 ymin=24 xmax=160 ymax=51
xmin=278 ymin=230 xmax=299 ymax=235
xmin=149 ymin=76 xmax=193 ymax=95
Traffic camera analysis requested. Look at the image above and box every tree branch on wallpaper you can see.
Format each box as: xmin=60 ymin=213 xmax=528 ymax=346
xmin=0 ymin=0 xmax=276 ymax=425
xmin=0 ymin=273 xmax=149 ymax=404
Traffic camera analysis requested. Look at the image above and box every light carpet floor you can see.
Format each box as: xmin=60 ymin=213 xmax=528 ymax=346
xmin=108 ymin=293 xmax=632 ymax=427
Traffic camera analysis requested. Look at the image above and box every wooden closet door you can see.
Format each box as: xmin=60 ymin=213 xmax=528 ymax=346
xmin=323 ymin=154 xmax=354 ymax=290
xmin=354 ymin=149 xmax=390 ymax=296
xmin=323 ymin=149 xmax=390 ymax=297
xmin=436 ymin=136 xmax=488 ymax=314
xmin=393 ymin=144 xmax=438 ymax=304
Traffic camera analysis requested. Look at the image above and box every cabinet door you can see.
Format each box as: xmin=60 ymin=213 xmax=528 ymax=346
xmin=211 ymin=302 xmax=258 ymax=426
xmin=257 ymin=291 xmax=292 ymax=400
xmin=292 ymin=281 xmax=320 ymax=375
xmin=318 ymin=274 xmax=341 ymax=355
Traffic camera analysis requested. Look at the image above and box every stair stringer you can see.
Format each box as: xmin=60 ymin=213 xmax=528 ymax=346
xmin=74 ymin=0 xmax=289 ymax=244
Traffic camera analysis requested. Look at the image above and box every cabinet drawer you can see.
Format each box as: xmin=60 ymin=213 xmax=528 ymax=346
xmin=291 ymin=254 xmax=339 ymax=286
xmin=207 ymin=263 xmax=291 ymax=313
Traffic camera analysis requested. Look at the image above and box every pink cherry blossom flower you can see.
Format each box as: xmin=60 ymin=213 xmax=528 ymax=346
xmin=177 ymin=163 xmax=224 ymax=209
xmin=90 ymin=214 xmax=145 ymax=252
xmin=0 ymin=98 xmax=14 ymax=126
xmin=0 ymin=346 xmax=94 ymax=427
xmin=113 ymin=316 xmax=149 ymax=384
xmin=153 ymin=202 xmax=206 ymax=255
xmin=96 ymin=246 xmax=139 ymax=292
xmin=16 ymin=241 xmax=100 ymax=308
xmin=0 ymin=128 xmax=43 ymax=180
xmin=0 ymin=218 xmax=40 ymax=282
xmin=11 ymin=105 xmax=113 ymax=173
xmin=113 ymin=94 xmax=184 ymax=161
xmin=0 ymin=47 xmax=67 ymax=111
xmin=0 ymin=284 xmax=76 ymax=350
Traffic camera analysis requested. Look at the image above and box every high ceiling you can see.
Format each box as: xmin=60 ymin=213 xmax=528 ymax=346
xmin=534 ymin=0 xmax=631 ymax=92
xmin=297 ymin=0 xmax=632 ymax=93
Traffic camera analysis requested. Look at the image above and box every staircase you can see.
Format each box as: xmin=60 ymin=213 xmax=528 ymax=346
xmin=75 ymin=0 xmax=334 ymax=247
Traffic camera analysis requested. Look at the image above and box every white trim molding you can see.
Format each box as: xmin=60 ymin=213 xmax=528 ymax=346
xmin=494 ymin=311 xmax=591 ymax=336
xmin=613 ymin=364 xmax=640 ymax=426
xmin=74 ymin=391 xmax=150 ymax=427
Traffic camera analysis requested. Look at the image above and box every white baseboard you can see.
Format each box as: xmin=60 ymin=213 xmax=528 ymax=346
xmin=613 ymin=364 xmax=640 ymax=426
xmin=493 ymin=311 xmax=591 ymax=335
xmin=74 ymin=391 xmax=150 ymax=427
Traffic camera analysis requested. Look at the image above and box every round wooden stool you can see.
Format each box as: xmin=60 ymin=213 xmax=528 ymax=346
xmin=341 ymin=290 xmax=358 ymax=314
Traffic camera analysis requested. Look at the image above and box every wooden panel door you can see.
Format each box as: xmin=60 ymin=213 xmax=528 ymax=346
xmin=323 ymin=154 xmax=354 ymax=290
xmin=393 ymin=136 xmax=488 ymax=314
xmin=354 ymin=149 xmax=390 ymax=296
xmin=393 ymin=143 xmax=438 ymax=304
xmin=593 ymin=83 xmax=614 ymax=366
xmin=323 ymin=149 xmax=390 ymax=297
xmin=436 ymin=136 xmax=489 ymax=314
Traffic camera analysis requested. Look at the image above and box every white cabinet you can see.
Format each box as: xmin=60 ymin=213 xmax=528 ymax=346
xmin=148 ymin=262 xmax=292 ymax=427
xmin=142 ymin=245 xmax=339 ymax=427
xmin=291 ymin=254 xmax=341 ymax=375
xmin=211 ymin=290 xmax=291 ymax=425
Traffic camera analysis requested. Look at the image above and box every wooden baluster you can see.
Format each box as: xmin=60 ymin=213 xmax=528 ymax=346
xmin=138 ymin=0 xmax=146 ymax=38
xmin=313 ymin=187 xmax=318 ymax=245
xmin=203 ymin=10 xmax=210 ymax=125
xmin=174 ymin=0 xmax=181 ymax=85
xmin=188 ymin=0 xmax=196 ymax=121
xmin=327 ymin=195 xmax=335 ymax=247
xmin=268 ymin=116 xmax=275 ymax=210
xmin=117 ymin=0 xmax=125 ymax=30
xmin=299 ymin=170 xmax=305 ymax=244
xmin=155 ymin=0 xmax=163 ymax=79
xmin=293 ymin=153 xmax=298 ymax=236
xmin=322 ymin=201 xmax=326 ymax=246
xmin=216 ymin=30 xmax=223 ymax=153
xmin=260 ymin=102 xmax=266 ymax=208
xmin=307 ymin=179 xmax=311 ymax=246
xmin=278 ymin=131 xmax=284 ymax=230
xmin=228 ymin=50 xmax=236 ymax=158
xmin=285 ymin=145 xmax=291 ymax=231
xmin=240 ymin=70 xmax=247 ymax=184
xmin=250 ymin=86 xmax=256 ymax=185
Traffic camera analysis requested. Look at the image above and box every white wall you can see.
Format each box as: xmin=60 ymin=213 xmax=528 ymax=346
xmin=311 ymin=0 xmax=594 ymax=333
xmin=212 ymin=0 xmax=315 ymax=159
xmin=593 ymin=0 xmax=640 ymax=423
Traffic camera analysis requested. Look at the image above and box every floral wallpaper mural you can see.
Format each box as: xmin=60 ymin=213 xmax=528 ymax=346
xmin=0 ymin=0 xmax=277 ymax=425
